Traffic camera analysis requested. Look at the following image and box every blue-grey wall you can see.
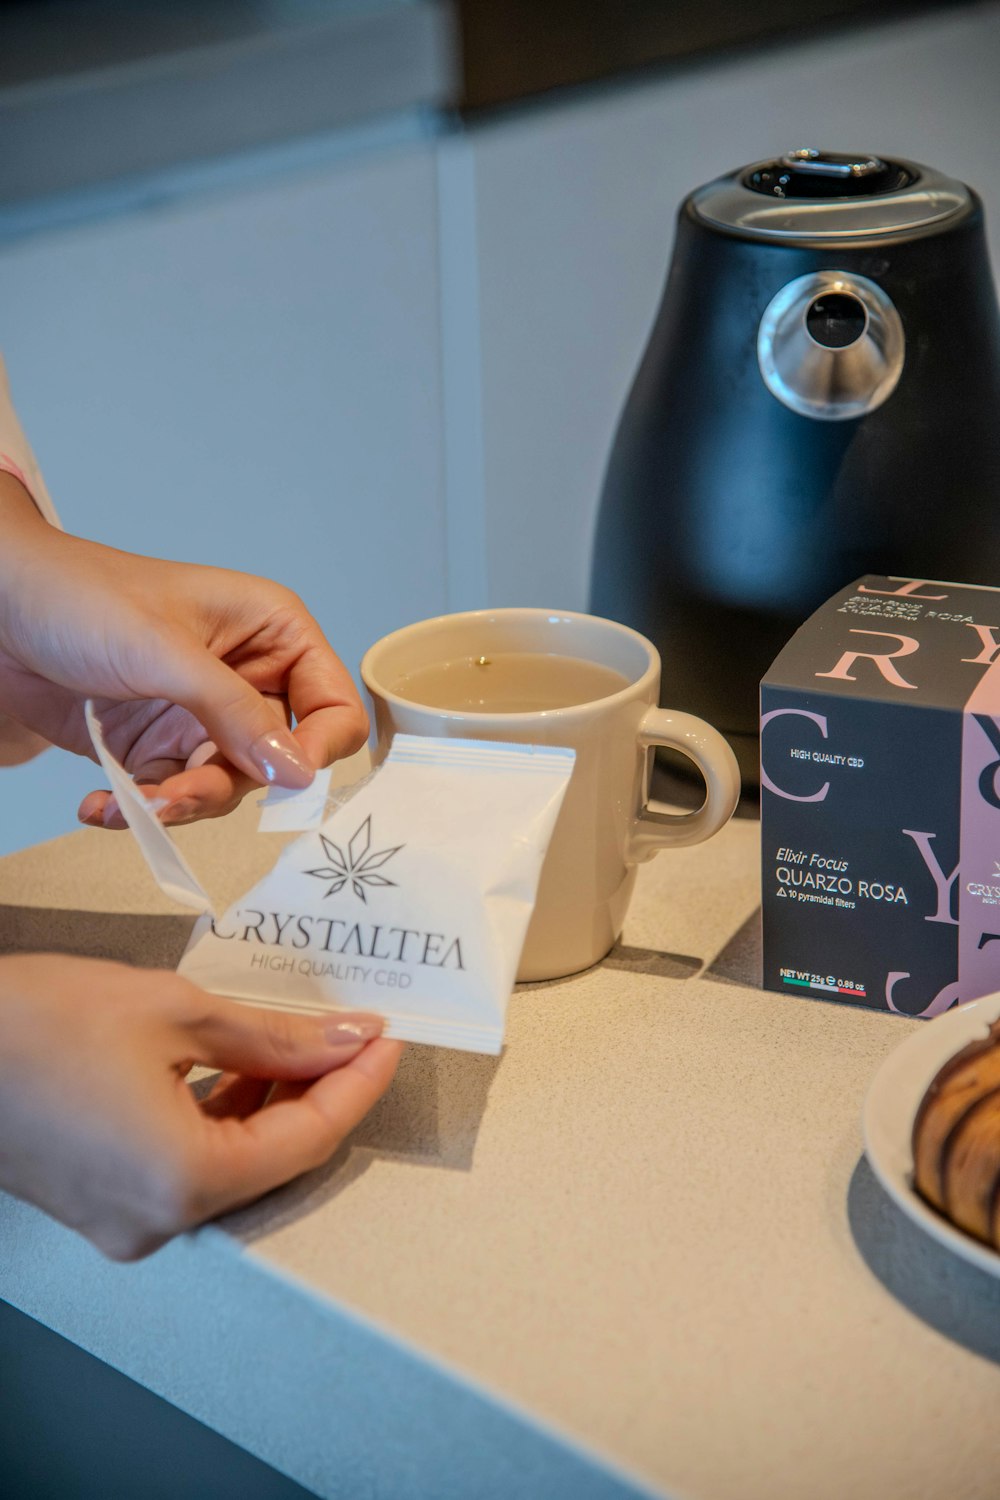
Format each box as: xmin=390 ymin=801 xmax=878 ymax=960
xmin=2 ymin=2 xmax=1000 ymax=854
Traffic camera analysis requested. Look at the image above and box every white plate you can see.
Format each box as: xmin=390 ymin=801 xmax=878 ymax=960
xmin=862 ymin=991 xmax=1000 ymax=1278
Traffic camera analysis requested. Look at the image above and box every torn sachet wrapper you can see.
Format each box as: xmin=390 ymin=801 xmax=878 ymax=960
xmin=85 ymin=705 xmax=574 ymax=1053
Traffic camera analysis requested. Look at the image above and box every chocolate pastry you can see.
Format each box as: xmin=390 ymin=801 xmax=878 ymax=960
xmin=912 ymin=1018 xmax=1000 ymax=1245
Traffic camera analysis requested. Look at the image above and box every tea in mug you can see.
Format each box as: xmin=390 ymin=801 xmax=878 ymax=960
xmin=390 ymin=652 xmax=630 ymax=713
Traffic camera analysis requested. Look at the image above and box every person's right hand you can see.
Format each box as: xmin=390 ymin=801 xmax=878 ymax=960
xmin=0 ymin=954 xmax=403 ymax=1260
xmin=0 ymin=472 xmax=368 ymax=828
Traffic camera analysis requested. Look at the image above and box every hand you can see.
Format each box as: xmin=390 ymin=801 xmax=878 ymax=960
xmin=0 ymin=474 xmax=367 ymax=827
xmin=0 ymin=953 xmax=404 ymax=1259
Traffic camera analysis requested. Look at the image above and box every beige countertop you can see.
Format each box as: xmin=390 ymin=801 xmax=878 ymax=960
xmin=2 ymin=775 xmax=1000 ymax=1499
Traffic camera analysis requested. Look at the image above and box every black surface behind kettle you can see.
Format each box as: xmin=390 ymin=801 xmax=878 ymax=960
xmin=590 ymin=151 xmax=1000 ymax=784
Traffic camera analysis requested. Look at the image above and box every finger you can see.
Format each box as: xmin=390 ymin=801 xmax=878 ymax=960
xmin=264 ymin=1078 xmax=308 ymax=1107
xmin=146 ymin=632 xmax=318 ymax=791
xmin=200 ymin=1073 xmax=272 ymax=1121
xmin=185 ymin=739 xmax=223 ymax=769
xmin=78 ymin=767 xmax=260 ymax=832
xmin=126 ymin=756 xmax=189 ymax=786
xmin=151 ymin=759 xmax=255 ymax=825
xmin=282 ymin=639 xmax=369 ymax=767
xmin=79 ymin=762 xmax=254 ymax=829
xmin=77 ymin=783 xmax=167 ymax=830
xmin=292 ymin=707 xmax=369 ymax=777
xmin=78 ymin=789 xmax=111 ymax=826
xmin=179 ymin=999 xmax=385 ymax=1080
xmin=196 ymin=1039 xmax=404 ymax=1216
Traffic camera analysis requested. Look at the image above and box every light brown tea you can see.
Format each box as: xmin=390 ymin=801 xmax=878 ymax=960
xmin=390 ymin=652 xmax=631 ymax=713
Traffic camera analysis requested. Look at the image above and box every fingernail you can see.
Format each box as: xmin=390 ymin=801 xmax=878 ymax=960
xmin=162 ymin=798 xmax=199 ymax=825
xmin=250 ymin=729 xmax=314 ymax=789
xmin=324 ymin=1016 xmax=384 ymax=1046
xmin=101 ymin=796 xmax=121 ymax=828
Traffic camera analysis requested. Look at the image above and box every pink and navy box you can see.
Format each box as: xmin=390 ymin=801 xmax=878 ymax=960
xmin=761 ymin=575 xmax=1000 ymax=1018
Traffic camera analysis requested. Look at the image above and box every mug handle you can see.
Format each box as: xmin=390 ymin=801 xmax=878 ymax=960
xmin=628 ymin=708 xmax=742 ymax=862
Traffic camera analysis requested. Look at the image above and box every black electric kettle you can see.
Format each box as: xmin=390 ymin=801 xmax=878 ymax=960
xmin=590 ymin=150 xmax=1000 ymax=784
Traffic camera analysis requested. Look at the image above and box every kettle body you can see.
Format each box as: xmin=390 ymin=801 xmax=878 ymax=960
xmin=590 ymin=152 xmax=1000 ymax=784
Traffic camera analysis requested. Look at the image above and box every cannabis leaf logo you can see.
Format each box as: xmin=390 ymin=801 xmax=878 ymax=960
xmin=305 ymin=816 xmax=403 ymax=903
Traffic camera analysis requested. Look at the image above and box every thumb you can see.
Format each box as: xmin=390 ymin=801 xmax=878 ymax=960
xmin=149 ymin=632 xmax=316 ymax=789
xmin=181 ymin=998 xmax=385 ymax=1080
xmin=190 ymin=1039 xmax=406 ymax=1220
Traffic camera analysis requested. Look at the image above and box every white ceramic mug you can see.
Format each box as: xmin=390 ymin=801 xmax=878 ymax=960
xmin=360 ymin=608 xmax=741 ymax=981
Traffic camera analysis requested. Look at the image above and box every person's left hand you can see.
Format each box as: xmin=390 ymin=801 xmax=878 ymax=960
xmin=0 ymin=953 xmax=404 ymax=1260
xmin=0 ymin=475 xmax=368 ymax=827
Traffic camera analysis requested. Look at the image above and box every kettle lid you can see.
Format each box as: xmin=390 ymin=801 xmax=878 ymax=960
xmin=692 ymin=151 xmax=970 ymax=240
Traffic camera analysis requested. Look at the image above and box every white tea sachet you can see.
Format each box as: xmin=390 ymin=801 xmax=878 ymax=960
xmin=84 ymin=701 xmax=214 ymax=915
xmin=178 ymin=735 xmax=574 ymax=1053
xmin=256 ymin=766 xmax=335 ymax=832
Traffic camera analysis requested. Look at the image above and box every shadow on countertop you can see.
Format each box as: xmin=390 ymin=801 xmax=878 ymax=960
xmin=652 ymin=760 xmax=760 ymax=820
xmin=222 ymin=1041 xmax=503 ymax=1242
xmin=602 ymin=943 xmax=702 ymax=981
xmin=848 ymin=1153 xmax=1000 ymax=1366
xmin=0 ymin=904 xmax=195 ymax=968
xmin=704 ymin=907 xmax=762 ymax=988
